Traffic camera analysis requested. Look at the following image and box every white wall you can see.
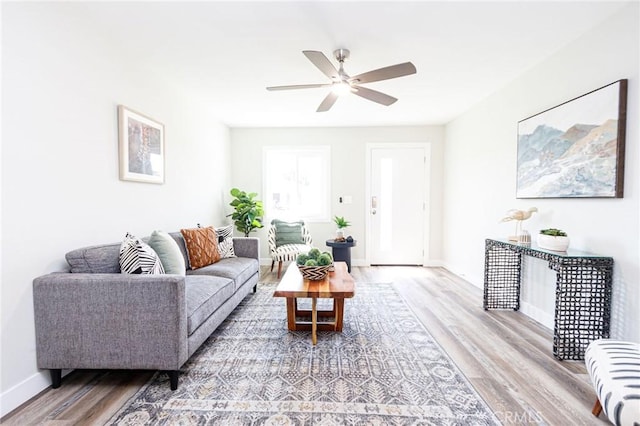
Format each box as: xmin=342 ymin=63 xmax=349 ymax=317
xmin=1 ymin=4 xmax=231 ymax=416
xmin=443 ymin=3 xmax=639 ymax=340
xmin=230 ymin=127 xmax=445 ymax=265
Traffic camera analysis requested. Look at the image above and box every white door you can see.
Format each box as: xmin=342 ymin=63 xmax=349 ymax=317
xmin=369 ymin=146 xmax=427 ymax=265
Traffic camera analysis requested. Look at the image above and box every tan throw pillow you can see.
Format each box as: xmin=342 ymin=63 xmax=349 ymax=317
xmin=180 ymin=226 xmax=220 ymax=269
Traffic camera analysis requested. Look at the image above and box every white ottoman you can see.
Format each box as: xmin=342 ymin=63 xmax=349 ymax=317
xmin=585 ymin=339 xmax=640 ymax=426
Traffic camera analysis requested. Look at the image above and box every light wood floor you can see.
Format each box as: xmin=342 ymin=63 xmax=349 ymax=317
xmin=2 ymin=266 xmax=606 ymax=425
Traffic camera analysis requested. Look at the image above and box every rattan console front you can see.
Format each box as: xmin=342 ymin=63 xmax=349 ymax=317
xmin=483 ymin=238 xmax=613 ymax=361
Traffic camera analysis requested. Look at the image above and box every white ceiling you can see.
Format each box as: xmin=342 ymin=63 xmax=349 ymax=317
xmin=78 ymin=1 xmax=630 ymax=128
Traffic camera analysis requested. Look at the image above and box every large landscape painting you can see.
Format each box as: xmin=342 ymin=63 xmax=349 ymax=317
xmin=516 ymin=80 xmax=627 ymax=198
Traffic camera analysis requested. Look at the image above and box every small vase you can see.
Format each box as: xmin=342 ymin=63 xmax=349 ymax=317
xmin=336 ymin=229 xmax=345 ymax=239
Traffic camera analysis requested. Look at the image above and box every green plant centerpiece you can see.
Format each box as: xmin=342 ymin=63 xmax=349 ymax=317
xmin=296 ymin=248 xmax=333 ymax=280
xmin=539 ymin=228 xmax=567 ymax=237
xmin=227 ymin=188 xmax=264 ymax=237
xmin=538 ymin=228 xmax=570 ymax=252
xmin=334 ymin=216 xmax=350 ymax=241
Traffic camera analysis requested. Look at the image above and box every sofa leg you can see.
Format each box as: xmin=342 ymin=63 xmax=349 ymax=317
xmin=168 ymin=370 xmax=179 ymax=390
xmin=592 ymin=399 xmax=602 ymax=417
xmin=277 ymin=261 xmax=283 ymax=279
xmin=50 ymin=369 xmax=62 ymax=389
xmin=253 ymin=284 xmax=257 ymax=293
xmin=270 ymin=260 xmax=275 ymax=272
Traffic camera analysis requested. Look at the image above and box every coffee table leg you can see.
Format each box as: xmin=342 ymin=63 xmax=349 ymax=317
xmin=312 ymin=297 xmax=317 ymax=345
xmin=334 ymin=298 xmax=345 ymax=331
xmin=286 ymin=298 xmax=296 ymax=331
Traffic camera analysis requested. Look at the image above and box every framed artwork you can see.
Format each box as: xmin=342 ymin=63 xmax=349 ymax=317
xmin=118 ymin=105 xmax=165 ymax=184
xmin=516 ymin=79 xmax=627 ymax=198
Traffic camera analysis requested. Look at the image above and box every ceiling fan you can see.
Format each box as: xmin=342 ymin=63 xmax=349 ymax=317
xmin=266 ymin=49 xmax=417 ymax=112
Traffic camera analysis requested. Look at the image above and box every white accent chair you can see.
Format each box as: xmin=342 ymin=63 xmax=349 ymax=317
xmin=267 ymin=221 xmax=312 ymax=278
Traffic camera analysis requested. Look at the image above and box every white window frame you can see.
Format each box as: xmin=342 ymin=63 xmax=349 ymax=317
xmin=262 ymin=145 xmax=331 ymax=223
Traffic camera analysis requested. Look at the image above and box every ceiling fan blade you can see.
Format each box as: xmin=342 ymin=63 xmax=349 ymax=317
xmin=352 ymin=86 xmax=397 ymax=106
xmin=349 ymin=62 xmax=416 ymax=84
xmin=317 ymin=92 xmax=339 ymax=112
xmin=267 ymin=83 xmax=331 ymax=91
xmin=303 ymin=50 xmax=340 ymax=80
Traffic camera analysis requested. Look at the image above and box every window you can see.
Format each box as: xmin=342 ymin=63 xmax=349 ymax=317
xmin=263 ymin=146 xmax=330 ymax=222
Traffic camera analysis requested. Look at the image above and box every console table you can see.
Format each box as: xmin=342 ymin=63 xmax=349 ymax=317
xmin=483 ymin=238 xmax=613 ymax=360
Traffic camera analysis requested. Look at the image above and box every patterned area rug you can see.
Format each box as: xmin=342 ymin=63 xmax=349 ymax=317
xmin=108 ymin=283 xmax=499 ymax=425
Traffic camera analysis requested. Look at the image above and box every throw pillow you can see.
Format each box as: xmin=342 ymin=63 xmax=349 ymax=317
xmin=180 ymin=226 xmax=220 ymax=269
xmin=215 ymin=225 xmax=236 ymax=258
xmin=148 ymin=230 xmax=186 ymax=275
xmin=119 ymin=232 xmax=165 ymax=274
xmin=272 ymin=219 xmax=305 ymax=247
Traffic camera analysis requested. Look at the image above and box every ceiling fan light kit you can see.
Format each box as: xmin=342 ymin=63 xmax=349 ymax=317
xmin=266 ymin=48 xmax=416 ymax=112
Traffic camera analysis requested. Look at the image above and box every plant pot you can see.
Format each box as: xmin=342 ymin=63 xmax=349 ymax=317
xmin=336 ymin=229 xmax=345 ymax=239
xmin=537 ymin=234 xmax=570 ymax=252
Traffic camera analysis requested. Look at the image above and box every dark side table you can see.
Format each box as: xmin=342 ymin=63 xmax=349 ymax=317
xmin=326 ymin=239 xmax=356 ymax=272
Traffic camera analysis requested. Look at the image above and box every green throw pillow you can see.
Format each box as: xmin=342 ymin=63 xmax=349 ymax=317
xmin=272 ymin=220 xmax=305 ymax=247
xmin=148 ymin=230 xmax=186 ymax=275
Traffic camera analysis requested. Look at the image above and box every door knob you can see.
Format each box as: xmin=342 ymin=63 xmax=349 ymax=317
xmin=371 ymin=208 xmax=377 ymax=215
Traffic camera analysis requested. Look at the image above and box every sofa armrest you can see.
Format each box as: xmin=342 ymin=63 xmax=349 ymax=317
xmin=232 ymin=237 xmax=260 ymax=262
xmin=33 ymin=273 xmax=188 ymax=371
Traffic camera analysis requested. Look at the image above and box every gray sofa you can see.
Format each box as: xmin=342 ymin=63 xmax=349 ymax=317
xmin=32 ymin=232 xmax=259 ymax=390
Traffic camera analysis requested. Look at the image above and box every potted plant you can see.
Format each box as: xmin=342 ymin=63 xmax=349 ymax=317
xmin=227 ymin=188 xmax=264 ymax=237
xmin=334 ymin=216 xmax=350 ymax=240
xmin=538 ymin=228 xmax=570 ymax=251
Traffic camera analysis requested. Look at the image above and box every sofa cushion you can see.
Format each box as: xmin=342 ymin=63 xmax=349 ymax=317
xmin=180 ymin=226 xmax=220 ymax=269
xmin=215 ymin=225 xmax=236 ymax=259
xmin=66 ymin=243 xmax=121 ymax=273
xmin=187 ymin=257 xmax=258 ymax=292
xmin=148 ymin=230 xmax=186 ymax=275
xmin=119 ymin=233 xmax=165 ymax=275
xmin=185 ymin=275 xmax=234 ymax=335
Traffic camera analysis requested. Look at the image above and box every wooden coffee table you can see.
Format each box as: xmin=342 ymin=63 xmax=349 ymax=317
xmin=273 ymin=261 xmax=355 ymax=345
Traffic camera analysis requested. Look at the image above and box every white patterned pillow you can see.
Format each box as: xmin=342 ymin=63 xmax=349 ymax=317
xmin=119 ymin=232 xmax=165 ymax=274
xmin=215 ymin=225 xmax=236 ymax=259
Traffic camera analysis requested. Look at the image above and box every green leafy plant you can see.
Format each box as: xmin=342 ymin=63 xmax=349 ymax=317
xmin=296 ymin=249 xmax=333 ymax=266
xmin=227 ymin=188 xmax=264 ymax=237
xmin=334 ymin=216 xmax=351 ymax=229
xmin=540 ymin=228 xmax=567 ymax=237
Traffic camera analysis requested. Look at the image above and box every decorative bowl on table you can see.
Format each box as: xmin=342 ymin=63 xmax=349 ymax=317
xmin=296 ymin=249 xmax=334 ymax=280
xmin=297 ymin=264 xmax=333 ymax=280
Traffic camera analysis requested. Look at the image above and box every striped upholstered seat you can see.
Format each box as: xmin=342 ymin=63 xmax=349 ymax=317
xmin=585 ymin=339 xmax=640 ymax=426
xmin=267 ymin=222 xmax=312 ymax=278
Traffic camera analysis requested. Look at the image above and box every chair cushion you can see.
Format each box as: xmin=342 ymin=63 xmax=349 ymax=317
xmin=184 ymin=275 xmax=234 ymax=335
xmin=272 ymin=244 xmax=311 ymax=262
xmin=187 ymin=257 xmax=258 ymax=292
xmin=585 ymin=339 xmax=640 ymax=426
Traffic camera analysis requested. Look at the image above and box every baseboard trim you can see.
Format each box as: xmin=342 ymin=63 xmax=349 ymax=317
xmin=520 ymin=302 xmax=554 ymax=330
xmin=0 ymin=371 xmax=52 ymax=418
xmin=440 ymin=262 xmax=483 ymax=289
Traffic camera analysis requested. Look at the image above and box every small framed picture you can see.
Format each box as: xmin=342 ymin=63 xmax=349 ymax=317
xmin=118 ymin=105 xmax=165 ymax=184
